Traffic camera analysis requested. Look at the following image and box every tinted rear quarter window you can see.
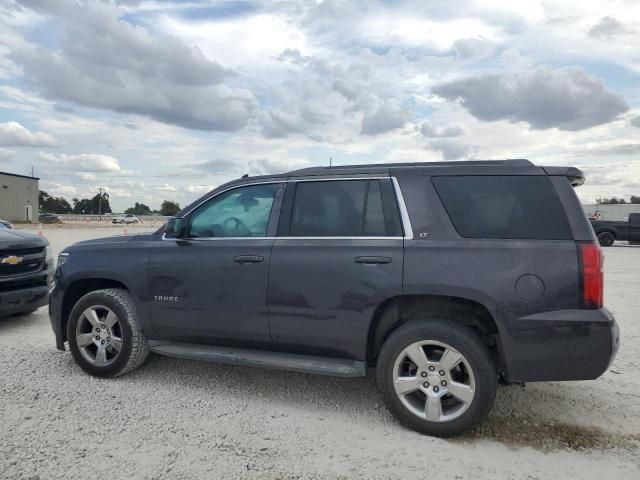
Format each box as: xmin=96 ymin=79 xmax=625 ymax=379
xmin=431 ymin=175 xmax=572 ymax=240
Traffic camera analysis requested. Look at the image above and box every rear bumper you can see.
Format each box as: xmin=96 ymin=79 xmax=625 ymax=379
xmin=504 ymin=308 xmax=619 ymax=382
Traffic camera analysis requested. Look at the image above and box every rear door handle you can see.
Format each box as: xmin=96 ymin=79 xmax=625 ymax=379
xmin=233 ymin=255 xmax=264 ymax=264
xmin=354 ymin=256 xmax=392 ymax=265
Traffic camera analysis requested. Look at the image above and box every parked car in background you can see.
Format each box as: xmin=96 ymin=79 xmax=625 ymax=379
xmin=1 ymin=227 xmax=54 ymax=317
xmin=590 ymin=213 xmax=640 ymax=246
xmin=112 ymin=214 xmax=139 ymax=224
xmin=50 ymin=160 xmax=618 ymax=438
xmin=39 ymin=213 xmax=60 ymax=224
xmin=0 ymin=219 xmax=14 ymax=229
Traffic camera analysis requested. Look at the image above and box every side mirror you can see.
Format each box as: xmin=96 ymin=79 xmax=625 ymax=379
xmin=164 ymin=217 xmax=184 ymax=238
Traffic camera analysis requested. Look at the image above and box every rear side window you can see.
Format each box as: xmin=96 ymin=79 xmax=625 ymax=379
xmin=285 ymin=179 xmax=402 ymax=237
xmin=431 ymin=175 xmax=572 ymax=240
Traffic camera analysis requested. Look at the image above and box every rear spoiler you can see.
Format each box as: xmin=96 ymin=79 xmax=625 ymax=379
xmin=542 ymin=166 xmax=585 ymax=187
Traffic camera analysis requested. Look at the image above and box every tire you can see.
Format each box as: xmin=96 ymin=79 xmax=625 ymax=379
xmin=67 ymin=288 xmax=150 ymax=378
xmin=376 ymin=319 xmax=497 ymax=437
xmin=597 ymin=231 xmax=615 ymax=247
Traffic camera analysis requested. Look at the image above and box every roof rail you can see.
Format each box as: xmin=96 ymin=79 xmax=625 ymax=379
xmin=286 ymin=159 xmax=533 ymax=176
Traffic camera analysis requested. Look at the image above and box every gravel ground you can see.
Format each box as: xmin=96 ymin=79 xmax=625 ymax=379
xmin=1 ymin=228 xmax=639 ymax=479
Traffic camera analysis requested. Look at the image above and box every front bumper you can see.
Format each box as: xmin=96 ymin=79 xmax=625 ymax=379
xmin=0 ymin=274 xmax=51 ymax=317
xmin=504 ymin=308 xmax=619 ymax=382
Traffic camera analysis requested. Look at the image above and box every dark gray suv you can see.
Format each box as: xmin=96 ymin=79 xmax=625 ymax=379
xmin=49 ymin=160 xmax=619 ymax=437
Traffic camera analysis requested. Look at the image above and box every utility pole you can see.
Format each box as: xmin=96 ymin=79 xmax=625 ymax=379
xmin=98 ymin=187 xmax=103 ymax=222
xmin=329 ymin=156 xmax=332 ymax=167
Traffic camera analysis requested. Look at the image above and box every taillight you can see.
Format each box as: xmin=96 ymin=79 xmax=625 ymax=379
xmin=579 ymin=242 xmax=603 ymax=309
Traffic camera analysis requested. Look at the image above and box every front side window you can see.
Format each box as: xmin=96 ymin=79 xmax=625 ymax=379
xmin=189 ymin=184 xmax=277 ymax=238
xmin=288 ymin=179 xmax=392 ymax=237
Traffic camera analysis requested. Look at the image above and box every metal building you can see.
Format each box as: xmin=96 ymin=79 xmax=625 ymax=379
xmin=0 ymin=171 xmax=39 ymax=223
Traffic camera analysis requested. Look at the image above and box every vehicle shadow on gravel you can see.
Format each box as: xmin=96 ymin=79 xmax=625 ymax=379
xmin=461 ymin=414 xmax=640 ymax=452
xmin=0 ymin=309 xmax=43 ymax=331
xmin=120 ymin=354 xmax=640 ymax=453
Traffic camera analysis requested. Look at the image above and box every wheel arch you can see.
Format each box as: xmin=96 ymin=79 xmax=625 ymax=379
xmin=60 ymin=277 xmax=129 ymax=343
xmin=366 ymin=294 xmax=505 ymax=374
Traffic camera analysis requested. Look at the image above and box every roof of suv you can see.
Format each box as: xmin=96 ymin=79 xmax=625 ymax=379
xmin=285 ymin=159 xmax=534 ymax=176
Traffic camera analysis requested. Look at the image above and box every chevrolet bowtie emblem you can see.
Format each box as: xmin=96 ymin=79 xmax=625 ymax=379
xmin=1 ymin=255 xmax=23 ymax=265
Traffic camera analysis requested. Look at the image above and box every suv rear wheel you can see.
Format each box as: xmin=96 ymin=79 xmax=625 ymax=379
xmin=376 ymin=319 xmax=497 ymax=437
xmin=67 ymin=288 xmax=149 ymax=378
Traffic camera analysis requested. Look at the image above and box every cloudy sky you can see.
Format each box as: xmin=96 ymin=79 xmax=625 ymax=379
xmin=1 ymin=0 xmax=639 ymax=211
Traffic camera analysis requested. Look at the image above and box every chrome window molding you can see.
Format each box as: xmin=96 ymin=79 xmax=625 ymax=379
xmin=392 ymin=177 xmax=414 ymax=240
xmin=276 ymin=237 xmax=403 ymax=240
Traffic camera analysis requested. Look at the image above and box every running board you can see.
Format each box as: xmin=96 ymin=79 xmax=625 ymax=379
xmin=148 ymin=341 xmax=366 ymax=377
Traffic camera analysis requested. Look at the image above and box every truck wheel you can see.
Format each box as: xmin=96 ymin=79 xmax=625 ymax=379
xmin=67 ymin=288 xmax=150 ymax=378
xmin=376 ymin=319 xmax=497 ymax=437
xmin=597 ymin=231 xmax=615 ymax=247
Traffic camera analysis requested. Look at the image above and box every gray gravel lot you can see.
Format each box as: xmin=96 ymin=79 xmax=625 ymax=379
xmin=1 ymin=227 xmax=639 ymax=479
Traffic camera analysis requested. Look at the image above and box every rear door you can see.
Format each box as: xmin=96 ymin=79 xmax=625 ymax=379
xmin=267 ymin=177 xmax=405 ymax=360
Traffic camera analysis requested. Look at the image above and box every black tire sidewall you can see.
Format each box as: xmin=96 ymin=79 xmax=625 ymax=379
xmin=376 ymin=319 xmax=497 ymax=437
xmin=598 ymin=232 xmax=614 ymax=247
xmin=67 ymin=291 xmax=135 ymax=378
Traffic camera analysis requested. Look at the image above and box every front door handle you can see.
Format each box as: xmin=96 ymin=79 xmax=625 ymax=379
xmin=354 ymin=256 xmax=392 ymax=265
xmin=233 ymin=255 xmax=264 ymax=264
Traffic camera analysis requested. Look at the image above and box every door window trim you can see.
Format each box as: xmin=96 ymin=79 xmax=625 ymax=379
xmin=162 ymin=177 xmax=414 ymax=241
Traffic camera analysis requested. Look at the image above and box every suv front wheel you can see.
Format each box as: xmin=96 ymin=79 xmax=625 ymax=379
xmin=67 ymin=288 xmax=150 ymax=378
xmin=376 ymin=319 xmax=497 ymax=437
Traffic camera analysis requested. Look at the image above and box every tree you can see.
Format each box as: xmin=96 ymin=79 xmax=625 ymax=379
xmin=595 ymin=197 xmax=627 ymax=204
xmin=125 ymin=202 xmax=152 ymax=215
xmin=159 ymin=200 xmax=181 ymax=216
xmin=39 ymin=190 xmax=72 ymax=213
xmin=72 ymin=192 xmax=112 ymax=214
xmin=630 ymin=196 xmax=640 ymax=204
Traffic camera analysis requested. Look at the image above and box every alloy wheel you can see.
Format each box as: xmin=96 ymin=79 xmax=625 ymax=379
xmin=75 ymin=305 xmax=123 ymax=367
xmin=392 ymin=340 xmax=476 ymax=422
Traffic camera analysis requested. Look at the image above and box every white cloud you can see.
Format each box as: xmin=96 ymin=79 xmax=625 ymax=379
xmin=38 ymin=152 xmax=121 ymax=172
xmin=428 ymin=139 xmax=476 ymax=160
xmin=421 ymin=123 xmax=464 ymax=138
xmin=361 ymin=103 xmax=408 ymax=136
xmin=0 ymin=148 xmax=14 ymax=162
xmin=0 ymin=121 xmax=58 ymax=147
xmin=11 ymin=0 xmax=257 ymax=131
xmin=452 ymin=37 xmax=494 ymax=60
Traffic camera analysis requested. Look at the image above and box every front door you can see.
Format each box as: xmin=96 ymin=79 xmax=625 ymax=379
xmin=267 ymin=178 xmax=404 ymax=360
xmin=149 ymin=182 xmax=282 ymax=344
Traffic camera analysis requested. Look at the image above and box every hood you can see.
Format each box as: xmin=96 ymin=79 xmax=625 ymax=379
xmin=66 ymin=234 xmax=135 ymax=251
xmin=0 ymin=228 xmax=48 ymax=250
